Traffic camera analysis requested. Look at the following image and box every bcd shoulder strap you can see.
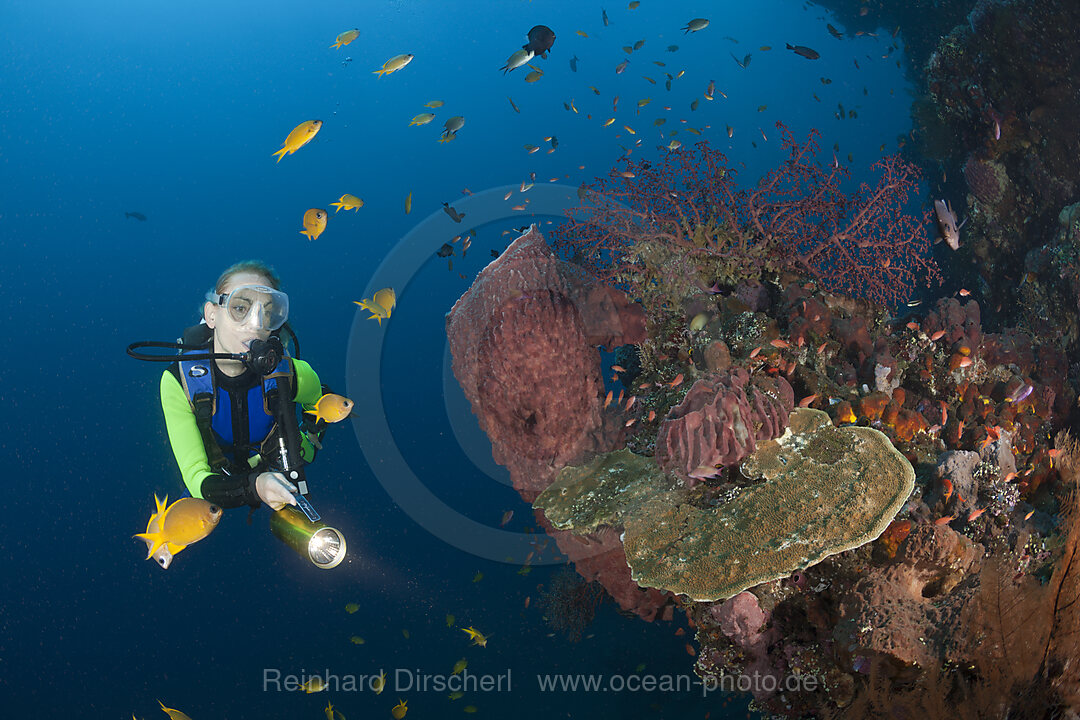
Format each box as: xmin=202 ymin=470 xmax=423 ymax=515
xmin=177 ymin=353 xmax=227 ymax=473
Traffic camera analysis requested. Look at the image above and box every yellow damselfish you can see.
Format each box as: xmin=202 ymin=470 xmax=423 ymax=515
xmin=302 ymin=676 xmax=326 ymax=693
xmin=134 ymin=496 xmax=221 ymax=566
xmin=273 ymin=120 xmax=322 ymax=163
xmin=391 ymin=699 xmax=408 ymax=719
xmin=374 ymin=54 xmax=413 ymax=77
xmin=301 ymin=208 xmax=327 ymax=241
xmin=354 ymin=288 xmax=396 ymax=325
xmin=330 ymin=194 xmax=364 ymax=212
xmin=306 ymin=393 xmax=354 ymax=423
xmin=158 ymin=700 xmax=194 ymax=720
xmin=462 ymin=626 xmax=489 ymax=647
xmin=330 ymin=29 xmax=359 ymax=49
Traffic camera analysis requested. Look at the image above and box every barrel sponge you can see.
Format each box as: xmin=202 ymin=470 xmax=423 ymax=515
xmin=623 ymin=408 xmax=915 ymax=602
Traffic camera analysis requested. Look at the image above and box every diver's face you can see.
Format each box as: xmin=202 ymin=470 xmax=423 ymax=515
xmin=204 ymin=272 xmax=275 ymax=371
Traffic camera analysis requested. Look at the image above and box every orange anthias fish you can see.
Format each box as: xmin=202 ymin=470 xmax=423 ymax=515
xmin=135 ymin=496 xmax=222 ymax=568
xmin=305 ymin=393 xmax=355 ymax=423
xmin=300 ymin=208 xmax=327 ymax=241
xmin=273 ymin=120 xmax=322 ymax=163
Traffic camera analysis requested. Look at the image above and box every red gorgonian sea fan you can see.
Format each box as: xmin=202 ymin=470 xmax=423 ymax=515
xmin=551 ymin=122 xmax=942 ymax=307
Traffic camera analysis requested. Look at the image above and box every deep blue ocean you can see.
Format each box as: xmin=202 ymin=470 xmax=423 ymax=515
xmin=0 ymin=1 xmax=918 ymax=717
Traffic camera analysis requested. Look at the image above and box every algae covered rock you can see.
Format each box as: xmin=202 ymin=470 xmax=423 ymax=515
xmin=623 ymin=408 xmax=915 ymax=602
xmin=535 ymin=449 xmax=676 ymax=533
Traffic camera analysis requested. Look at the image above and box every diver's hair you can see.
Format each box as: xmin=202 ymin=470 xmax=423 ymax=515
xmin=213 ymin=260 xmax=282 ymax=293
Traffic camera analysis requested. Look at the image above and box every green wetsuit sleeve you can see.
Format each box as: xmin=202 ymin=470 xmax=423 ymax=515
xmin=160 ymin=370 xmax=214 ymax=499
xmin=292 ymin=358 xmax=322 ymax=407
xmin=292 ymin=358 xmax=323 ymax=463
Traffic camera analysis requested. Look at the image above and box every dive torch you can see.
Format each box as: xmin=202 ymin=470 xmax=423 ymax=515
xmin=265 ymin=349 xmax=347 ymax=569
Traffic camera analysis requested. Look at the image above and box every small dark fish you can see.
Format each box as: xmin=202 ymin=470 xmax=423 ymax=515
xmin=125 ymin=211 xmax=147 ymax=221
xmin=665 ymin=79 xmax=671 ymax=91
xmin=491 ymin=249 xmax=500 ymax=258
xmin=730 ymin=52 xmax=751 ymax=68
xmin=615 ymin=59 xmax=628 ymax=74
xmin=524 ymin=25 xmax=556 ymax=59
xmin=507 ymin=96 xmax=521 ymax=113
xmin=602 ymin=8 xmax=610 ymax=26
xmin=436 ymin=243 xmax=454 ymax=258
xmin=549 ymin=135 xmax=559 ymax=149
xmin=577 ymin=183 xmax=587 ymax=200
xmin=442 ymin=202 xmax=465 ymax=223
xmin=569 ymin=55 xmax=578 ymax=72
xmin=633 ymin=39 xmax=644 ymax=50
xmin=666 ymin=45 xmax=678 ymax=52
xmin=786 ymin=43 xmax=820 ymax=60
xmin=827 ymin=23 xmax=842 ymax=39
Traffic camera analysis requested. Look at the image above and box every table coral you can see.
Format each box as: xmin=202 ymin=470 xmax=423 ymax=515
xmin=623 ymin=408 xmax=915 ymax=602
xmin=535 ymin=449 xmax=672 ymax=534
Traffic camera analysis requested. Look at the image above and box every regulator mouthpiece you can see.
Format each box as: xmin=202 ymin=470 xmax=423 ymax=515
xmin=270 ymin=505 xmax=347 ymax=569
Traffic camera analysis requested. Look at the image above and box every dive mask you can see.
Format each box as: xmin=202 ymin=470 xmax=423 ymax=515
xmin=206 ymin=284 xmax=289 ymax=331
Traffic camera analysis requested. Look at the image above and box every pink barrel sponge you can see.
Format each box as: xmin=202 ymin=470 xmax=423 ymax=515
xmin=655 ymin=368 xmax=794 ymax=484
xmin=446 ymin=225 xmax=646 ymax=501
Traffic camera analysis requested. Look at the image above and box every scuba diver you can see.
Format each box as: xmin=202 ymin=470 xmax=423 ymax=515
xmin=157 ymin=261 xmax=323 ymax=511
xmin=129 ymin=260 xmax=349 ymax=568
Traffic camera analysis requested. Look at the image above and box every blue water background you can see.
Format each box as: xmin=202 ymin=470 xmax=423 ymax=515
xmin=0 ymin=0 xmax=917 ymax=716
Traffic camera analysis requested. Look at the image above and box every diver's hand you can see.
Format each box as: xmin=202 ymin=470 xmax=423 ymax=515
xmin=255 ymin=472 xmax=298 ymax=511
